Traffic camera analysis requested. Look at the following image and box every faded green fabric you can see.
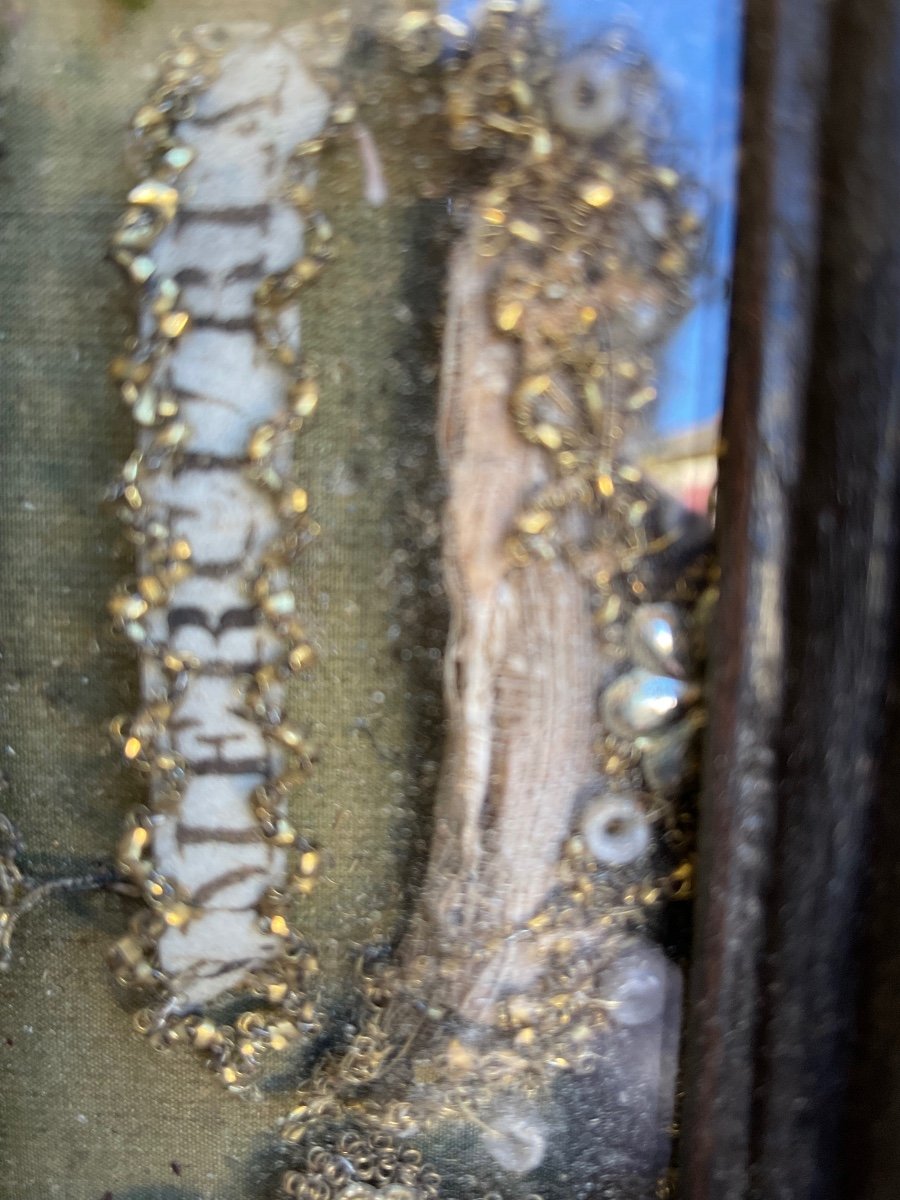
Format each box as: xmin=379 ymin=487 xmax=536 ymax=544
xmin=0 ymin=3 xmax=448 ymax=1196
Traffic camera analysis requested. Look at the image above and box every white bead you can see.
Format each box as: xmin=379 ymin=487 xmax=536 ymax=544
xmin=582 ymin=793 xmax=650 ymax=865
xmin=604 ymin=947 xmax=669 ymax=1027
xmin=482 ymin=1111 xmax=548 ymax=1174
xmin=549 ymin=50 xmax=627 ymax=139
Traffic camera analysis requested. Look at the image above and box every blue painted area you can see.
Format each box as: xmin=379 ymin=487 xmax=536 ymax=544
xmin=442 ymin=0 xmax=743 ymax=437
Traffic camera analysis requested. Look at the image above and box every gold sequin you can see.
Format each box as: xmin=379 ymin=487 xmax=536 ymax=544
xmin=579 ymin=181 xmax=616 ymax=208
xmin=128 ymin=179 xmax=180 ymax=222
xmin=159 ymin=310 xmax=190 ymax=339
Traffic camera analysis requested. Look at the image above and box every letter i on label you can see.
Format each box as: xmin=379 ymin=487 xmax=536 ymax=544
xmin=107 ymin=19 xmax=346 ymax=1081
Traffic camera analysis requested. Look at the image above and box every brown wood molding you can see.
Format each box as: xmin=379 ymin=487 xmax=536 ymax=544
xmin=682 ymin=0 xmax=900 ymax=1196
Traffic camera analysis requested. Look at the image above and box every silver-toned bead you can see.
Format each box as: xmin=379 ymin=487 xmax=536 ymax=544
xmin=601 ymin=668 xmax=696 ymax=739
xmin=628 ymin=603 xmax=688 ymax=679
xmin=640 ymin=721 xmax=695 ymax=794
xmin=581 ymin=793 xmax=650 ymax=866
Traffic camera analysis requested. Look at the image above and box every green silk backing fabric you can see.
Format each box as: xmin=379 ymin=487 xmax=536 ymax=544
xmin=0 ymin=3 xmax=449 ymax=1195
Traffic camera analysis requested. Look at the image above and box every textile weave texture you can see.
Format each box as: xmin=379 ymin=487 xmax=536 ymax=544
xmin=0 ymin=2 xmax=449 ymax=1195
